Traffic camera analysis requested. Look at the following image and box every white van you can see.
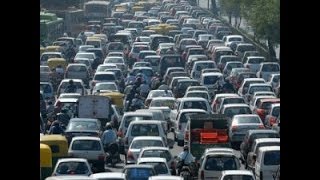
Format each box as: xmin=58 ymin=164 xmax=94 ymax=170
xmin=254 ymin=146 xmax=280 ymax=180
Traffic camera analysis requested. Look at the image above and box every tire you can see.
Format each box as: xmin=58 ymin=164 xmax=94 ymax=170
xmin=180 ymin=171 xmax=191 ymax=180
xmin=177 ymin=140 xmax=184 ymax=146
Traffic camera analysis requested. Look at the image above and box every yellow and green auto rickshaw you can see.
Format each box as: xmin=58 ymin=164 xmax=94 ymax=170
xmin=47 ymin=58 xmax=68 ymax=71
xmin=40 ymin=143 xmax=52 ymax=180
xmin=45 ymin=45 xmax=63 ymax=53
xmin=99 ymin=91 xmax=125 ymax=114
xmin=40 ymin=135 xmax=68 ymax=167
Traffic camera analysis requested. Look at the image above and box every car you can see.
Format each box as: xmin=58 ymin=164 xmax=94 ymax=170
xmin=184 ymin=90 xmax=211 ymax=103
xmin=220 ymin=104 xmax=252 ymax=121
xmin=91 ymin=72 xmax=117 ymax=90
xmin=52 ymin=158 xmax=92 ymax=176
xmin=222 ymin=61 xmax=244 ymax=78
xmin=166 ymin=72 xmax=189 ymax=86
xmin=185 ymin=86 xmax=209 ymax=94
xmin=217 ymin=96 xmax=246 ymax=114
xmin=75 ymin=52 xmax=96 ymax=64
xmin=198 ymin=150 xmax=241 ymax=180
xmin=137 ymin=158 xmax=171 ymax=175
xmin=173 ymin=79 xmax=200 ymax=98
xmin=228 ymin=114 xmax=265 ymax=148
xmin=126 ymin=136 xmax=166 ymax=164
xmin=125 ymin=120 xmax=167 ymax=151
xmin=244 ymin=83 xmax=273 ymax=103
xmin=241 ymin=51 xmax=260 ymax=64
xmin=144 ymin=55 xmax=161 ymax=72
xmin=90 ymin=172 xmax=126 ymax=180
xmin=163 ymin=67 xmax=185 ymax=83
xmin=190 ymin=61 xmax=217 ymax=80
xmin=272 ymin=115 xmax=280 ymax=134
xmin=231 ymin=72 xmax=257 ymax=90
xmin=105 ymin=42 xmax=124 ymax=55
xmin=133 ymin=62 xmax=152 ymax=68
xmin=246 ymin=138 xmax=280 ymax=170
xmin=57 ymin=79 xmax=87 ymax=97
xmin=149 ymin=97 xmax=176 ymax=110
xmin=267 ymin=73 xmax=280 ymax=90
xmin=253 ymin=98 xmax=280 ymax=121
xmin=219 ymin=170 xmax=255 ymax=180
xmin=211 ymin=93 xmax=240 ymax=114
xmin=92 ymin=82 xmax=119 ymax=94
xmin=40 ymin=65 xmax=52 ymax=82
xmin=129 ymin=45 xmax=150 ymax=62
xmin=137 ymin=50 xmax=157 ymax=62
xmin=40 ymin=52 xmax=64 ymax=65
xmin=254 ymin=146 xmax=280 ymax=180
xmin=234 ymin=43 xmax=256 ymax=59
xmin=79 ymin=45 xmax=95 ymax=52
xmin=107 ymin=52 xmax=124 ymax=58
xmin=96 ymin=64 xmax=118 ymax=72
xmin=223 ymin=35 xmax=244 ymax=46
xmin=217 ymin=55 xmax=240 ymax=71
xmin=238 ymin=78 xmax=266 ymax=97
xmin=252 ymin=91 xmax=276 ymax=99
xmin=65 ymin=118 xmax=102 ymax=144
xmin=68 ymin=136 xmax=105 ymax=172
xmin=135 ymin=109 xmax=168 ymax=133
xmin=65 ymin=64 xmax=90 ymax=86
xmin=138 ymin=147 xmax=175 ymax=175
xmin=174 ymin=109 xmax=208 ymax=146
xmin=58 ymin=93 xmax=81 ymax=100
xmin=122 ymin=164 xmax=156 ymax=180
xmin=103 ymin=56 xmax=126 ymax=72
xmin=256 ymin=62 xmax=280 ymax=81
xmin=169 ymin=77 xmax=190 ymax=90
xmin=131 ymin=67 xmax=154 ymax=85
xmin=240 ymin=129 xmax=280 ymax=161
xmin=264 ymin=103 xmax=280 ymax=128
xmin=244 ymin=56 xmax=265 ymax=72
xmin=199 ymin=72 xmax=223 ymax=97
xmin=273 ymin=165 xmax=280 ymax=180
xmin=145 ymin=90 xmax=173 ymax=107
xmin=197 ymin=34 xmax=215 ymax=48
xmin=226 ymin=68 xmax=250 ymax=88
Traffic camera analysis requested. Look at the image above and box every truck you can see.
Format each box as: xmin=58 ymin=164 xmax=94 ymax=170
xmin=78 ymin=95 xmax=112 ymax=128
xmin=185 ymin=114 xmax=231 ymax=160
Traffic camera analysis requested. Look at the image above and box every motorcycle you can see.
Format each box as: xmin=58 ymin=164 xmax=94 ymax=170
xmin=175 ymin=156 xmax=198 ymax=180
xmin=105 ymin=142 xmax=120 ymax=167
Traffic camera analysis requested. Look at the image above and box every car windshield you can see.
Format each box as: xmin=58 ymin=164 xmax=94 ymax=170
xmin=131 ymin=140 xmax=163 ymax=149
xmin=272 ymin=107 xmax=280 ymax=117
xmin=67 ymin=121 xmax=99 ymax=131
xmin=235 ymin=116 xmax=261 ymax=124
xmin=187 ymin=92 xmax=208 ymax=99
xmin=76 ymin=54 xmax=94 ymax=59
xmin=95 ymin=83 xmax=117 ymax=91
xmin=130 ymin=124 xmax=160 ymax=136
xmin=249 ymin=86 xmax=272 ymax=94
xmin=223 ymin=98 xmax=245 ymax=105
xmin=224 ymin=107 xmax=251 ymax=118
xmin=222 ymin=175 xmax=254 ymax=180
xmin=71 ymin=140 xmax=101 ymax=151
xmin=205 ymin=156 xmax=238 ymax=171
xmin=68 ymin=65 xmax=87 ymax=72
xmin=139 ymin=162 xmax=168 ymax=174
xmin=142 ymin=150 xmax=171 ymax=162
xmin=264 ymin=150 xmax=280 ymax=165
xmin=56 ymin=161 xmax=89 ymax=175
xmin=182 ymin=101 xmax=207 ymax=110
xmin=126 ymin=168 xmax=154 ymax=180
xmin=94 ymin=74 xmax=116 ymax=81
xmin=203 ymin=76 xmax=220 ymax=85
xmin=124 ymin=116 xmax=152 ymax=128
xmin=262 ymin=64 xmax=280 ymax=72
xmin=106 ymin=58 xmax=124 ymax=63
xmin=150 ymin=100 xmax=174 ymax=109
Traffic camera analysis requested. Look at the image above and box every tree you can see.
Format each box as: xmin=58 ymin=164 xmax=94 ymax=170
xmin=245 ymin=0 xmax=280 ymax=59
xmin=219 ymin=0 xmax=241 ymax=26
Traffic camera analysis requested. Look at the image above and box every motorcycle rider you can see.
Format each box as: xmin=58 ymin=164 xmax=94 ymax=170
xmin=130 ymin=93 xmax=144 ymax=111
xmin=139 ymin=80 xmax=150 ymax=98
xmin=65 ymin=79 xmax=77 ymax=93
xmin=56 ymin=108 xmax=70 ymax=128
xmin=177 ymin=145 xmax=195 ymax=175
xmin=101 ymin=123 xmax=117 ymax=152
xmin=222 ymin=79 xmax=235 ymax=93
xmin=48 ymin=120 xmax=64 ymax=135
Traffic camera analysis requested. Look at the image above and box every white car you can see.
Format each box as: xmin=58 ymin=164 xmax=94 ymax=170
xmin=138 ymin=147 xmax=175 ymax=174
xmin=211 ymin=93 xmax=240 ymax=114
xmin=256 ymin=62 xmax=280 ymax=81
xmin=96 ymin=64 xmax=118 ymax=72
xmin=126 ymin=136 xmax=166 ymax=164
xmin=148 ymin=175 xmax=183 ymax=180
xmin=149 ymin=97 xmax=176 ymax=110
xmin=145 ymin=90 xmax=174 ymax=107
xmin=254 ymin=146 xmax=280 ymax=180
xmin=238 ymin=78 xmax=266 ymax=97
xmin=219 ymin=170 xmax=255 ymax=180
xmin=92 ymin=82 xmax=119 ymax=94
xmin=90 ymin=172 xmax=126 ymax=180
xmin=68 ymin=137 xmax=105 ymax=172
xmin=184 ymin=90 xmax=211 ymax=103
xmin=52 ymin=158 xmax=92 ymax=176
xmin=244 ymin=56 xmax=265 ymax=72
xmin=137 ymin=157 xmax=171 ymax=175
xmin=45 ymin=176 xmax=96 ymax=180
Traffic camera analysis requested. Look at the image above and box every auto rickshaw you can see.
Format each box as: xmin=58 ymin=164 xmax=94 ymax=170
xmin=132 ymin=6 xmax=144 ymax=12
xmin=47 ymin=58 xmax=67 ymax=70
xmin=40 ymin=135 xmax=68 ymax=167
xmin=99 ymin=91 xmax=125 ymax=114
xmin=40 ymin=143 xmax=52 ymax=180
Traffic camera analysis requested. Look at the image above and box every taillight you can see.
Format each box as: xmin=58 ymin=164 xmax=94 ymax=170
xmin=231 ymin=126 xmax=238 ymax=132
xmin=127 ymin=151 xmax=134 ymax=160
xmin=258 ymin=125 xmax=265 ymax=129
xmin=200 ymin=170 xmax=204 ymax=180
xmin=98 ymin=154 xmax=105 ymax=161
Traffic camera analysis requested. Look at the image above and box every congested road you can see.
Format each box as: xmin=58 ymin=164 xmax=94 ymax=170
xmin=40 ymin=0 xmax=280 ymax=179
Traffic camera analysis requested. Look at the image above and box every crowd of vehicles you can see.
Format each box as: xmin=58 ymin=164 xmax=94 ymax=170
xmin=40 ymin=0 xmax=280 ymax=179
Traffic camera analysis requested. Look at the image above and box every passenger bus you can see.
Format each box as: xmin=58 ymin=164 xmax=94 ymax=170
xmin=40 ymin=12 xmax=64 ymax=43
xmin=84 ymin=1 xmax=111 ymax=21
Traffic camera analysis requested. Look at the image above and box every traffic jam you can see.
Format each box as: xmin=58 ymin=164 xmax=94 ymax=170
xmin=40 ymin=0 xmax=280 ymax=180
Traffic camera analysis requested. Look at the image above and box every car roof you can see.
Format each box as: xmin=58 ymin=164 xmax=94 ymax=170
xmin=123 ymin=112 xmax=153 ymax=116
xmin=179 ymin=109 xmax=208 ymax=113
xmin=205 ymin=152 xmax=236 ymax=157
xmin=214 ymin=93 xmax=239 ymax=98
xmin=202 ymin=72 xmax=223 ymax=77
xmin=259 ymin=98 xmax=280 ymax=103
xmin=222 ymin=170 xmax=254 ymax=176
xmin=71 ymin=136 xmax=101 ymax=141
xmin=249 ymin=83 xmax=271 ymax=87
xmin=243 ymin=78 xmax=265 ymax=82
xmin=69 ymin=118 xmax=99 ymax=122
xmin=61 ymin=79 xmax=83 ymax=83
xmin=186 ymin=90 xmax=209 ymax=94
xmin=132 ymin=136 xmax=163 ymax=141
xmin=140 ymin=147 xmax=169 ymax=151
xmin=132 ymin=67 xmax=153 ymax=70
xmin=258 ymin=146 xmax=280 ymax=152
xmin=90 ymin=172 xmax=126 ymax=179
xmin=57 ymin=158 xmax=88 ymax=163
xmin=130 ymin=120 xmax=162 ymax=125
xmin=233 ymin=114 xmax=260 ymax=119
xmin=94 ymin=71 xmax=116 ymax=75
xmin=57 ymin=98 xmax=78 ymax=103
xmin=248 ymin=129 xmax=278 ymax=135
xmin=204 ymin=148 xmax=234 ymax=154
xmin=151 ymin=97 xmax=175 ymax=101
xmin=138 ymin=157 xmax=167 ymax=163
xmin=124 ymin=164 xmax=155 ymax=169
xmin=46 ymin=176 xmax=96 ymax=180
xmin=148 ymin=175 xmax=183 ymax=180
xmin=179 ymin=97 xmax=208 ymax=101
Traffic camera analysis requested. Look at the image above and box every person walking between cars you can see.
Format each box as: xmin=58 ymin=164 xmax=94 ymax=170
xmin=65 ymin=79 xmax=77 ymax=93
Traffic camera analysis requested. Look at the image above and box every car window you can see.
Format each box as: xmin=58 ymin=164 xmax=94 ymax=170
xmin=67 ymin=121 xmax=99 ymax=131
xmin=224 ymin=98 xmax=245 ymax=105
xmin=94 ymin=74 xmax=116 ymax=81
xmin=40 ymin=84 xmax=52 ymax=93
xmin=182 ymin=101 xmax=207 ymax=111
xmin=71 ymin=140 xmax=101 ymax=151
xmin=254 ymin=142 xmax=280 ymax=154
xmin=264 ymin=151 xmax=280 ymax=166
xmin=130 ymin=124 xmax=160 ymax=136
xmin=272 ymin=107 xmax=280 ymax=117
xmin=205 ymin=156 xmax=238 ymax=171
xmin=142 ymin=150 xmax=171 ymax=162
xmin=139 ymin=162 xmax=168 ymax=174
xmin=131 ymin=140 xmax=164 ymax=149
xmin=68 ymin=65 xmax=87 ymax=72
xmin=223 ymin=175 xmax=254 ymax=180
xmin=224 ymin=107 xmax=251 ymax=118
xmin=262 ymin=64 xmax=280 ymax=72
xmin=126 ymin=168 xmax=154 ymax=180
xmin=203 ymin=76 xmax=220 ymax=85
xmin=234 ymin=116 xmax=261 ymax=124
xmin=56 ymin=161 xmax=89 ymax=175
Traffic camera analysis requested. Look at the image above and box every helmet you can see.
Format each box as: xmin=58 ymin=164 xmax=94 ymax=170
xmin=106 ymin=122 xmax=112 ymax=129
xmin=183 ymin=145 xmax=189 ymax=151
xmin=69 ymin=79 xmax=74 ymax=84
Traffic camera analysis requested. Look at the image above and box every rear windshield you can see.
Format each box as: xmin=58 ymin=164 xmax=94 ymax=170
xmin=108 ymin=43 xmax=124 ymax=50
xmin=139 ymin=162 xmax=168 ymax=174
xmin=182 ymin=101 xmax=207 ymax=111
xmin=141 ymin=150 xmax=171 ymax=162
xmin=133 ymin=46 xmax=149 ymax=53
xmin=203 ymin=76 xmax=220 ymax=85
xmin=94 ymin=74 xmax=116 ymax=81
xmin=205 ymin=156 xmax=238 ymax=171
xmin=223 ymin=98 xmax=245 ymax=105
xmin=40 ymin=66 xmax=50 ymax=72
xmin=237 ymin=45 xmax=255 ymax=53
xmin=71 ymin=140 xmax=101 ymax=151
xmin=234 ymin=116 xmax=261 ymax=124
xmin=56 ymin=162 xmax=89 ymax=175
xmin=130 ymin=124 xmax=160 ymax=136
xmin=131 ymin=140 xmax=163 ymax=149
xmin=68 ymin=66 xmax=87 ymax=72
xmin=145 ymin=58 xmax=160 ymax=66
xmin=248 ymin=58 xmax=264 ymax=64
xmin=150 ymin=100 xmax=174 ymax=109
xmin=262 ymin=64 xmax=280 ymax=72
xmin=106 ymin=58 xmax=124 ymax=64
xmin=196 ymin=63 xmax=215 ymax=71
xmin=224 ymin=107 xmax=251 ymax=118
xmin=186 ymin=92 xmax=208 ymax=99
xmin=272 ymin=107 xmax=280 ymax=117
xmin=249 ymin=86 xmax=272 ymax=94
xmin=180 ymin=112 xmax=206 ymax=123
xmin=264 ymin=150 xmax=280 ymax=165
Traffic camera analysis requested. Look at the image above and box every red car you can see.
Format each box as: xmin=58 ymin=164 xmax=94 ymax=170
xmin=254 ymin=98 xmax=280 ymax=121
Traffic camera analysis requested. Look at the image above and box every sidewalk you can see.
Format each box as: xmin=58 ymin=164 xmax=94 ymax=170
xmin=198 ymin=0 xmax=280 ymax=59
